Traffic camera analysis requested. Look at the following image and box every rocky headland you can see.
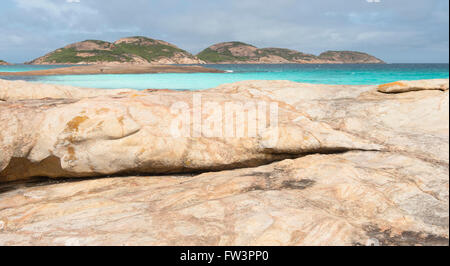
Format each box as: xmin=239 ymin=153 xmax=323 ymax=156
xmin=197 ymin=42 xmax=385 ymax=64
xmin=0 ymin=60 xmax=10 ymax=66
xmin=27 ymin=37 xmax=205 ymax=65
xmin=25 ymin=37 xmax=384 ymax=65
xmin=0 ymin=78 xmax=448 ymax=246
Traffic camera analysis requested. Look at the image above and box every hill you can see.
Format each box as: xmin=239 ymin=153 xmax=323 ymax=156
xmin=0 ymin=60 xmax=10 ymax=65
xmin=197 ymin=42 xmax=384 ymax=64
xmin=28 ymin=37 xmax=204 ymax=65
xmin=317 ymin=51 xmax=384 ymax=64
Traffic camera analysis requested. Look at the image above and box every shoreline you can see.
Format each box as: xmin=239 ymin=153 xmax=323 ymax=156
xmin=1 ymin=77 xmax=448 ymax=101
xmin=0 ymin=64 xmax=224 ymax=76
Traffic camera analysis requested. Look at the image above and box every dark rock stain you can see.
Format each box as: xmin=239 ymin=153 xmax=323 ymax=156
xmin=281 ymin=179 xmax=316 ymax=190
xmin=357 ymin=225 xmax=449 ymax=246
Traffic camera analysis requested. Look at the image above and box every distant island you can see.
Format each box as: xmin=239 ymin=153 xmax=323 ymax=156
xmin=197 ymin=42 xmax=385 ymax=64
xmin=26 ymin=37 xmax=384 ymax=65
xmin=0 ymin=60 xmax=10 ymax=65
xmin=27 ymin=36 xmax=204 ymax=65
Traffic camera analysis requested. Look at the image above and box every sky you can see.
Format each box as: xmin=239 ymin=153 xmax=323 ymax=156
xmin=0 ymin=0 xmax=448 ymax=63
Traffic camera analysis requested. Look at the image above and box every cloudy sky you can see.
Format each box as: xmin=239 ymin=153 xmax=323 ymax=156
xmin=0 ymin=0 xmax=448 ymax=63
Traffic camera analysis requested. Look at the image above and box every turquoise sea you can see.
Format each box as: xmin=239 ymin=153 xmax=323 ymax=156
xmin=1 ymin=64 xmax=448 ymax=90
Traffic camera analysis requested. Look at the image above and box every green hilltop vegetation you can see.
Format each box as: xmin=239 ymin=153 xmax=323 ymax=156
xmin=115 ymin=36 xmax=195 ymax=62
xmin=43 ymin=46 xmax=130 ymax=64
xmin=29 ymin=36 xmax=201 ymax=64
xmin=197 ymin=41 xmax=384 ymax=64
xmin=257 ymin=48 xmax=318 ymax=62
xmin=0 ymin=59 xmax=10 ymax=65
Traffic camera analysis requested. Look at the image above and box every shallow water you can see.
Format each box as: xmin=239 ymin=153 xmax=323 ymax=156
xmin=1 ymin=63 xmax=448 ymax=90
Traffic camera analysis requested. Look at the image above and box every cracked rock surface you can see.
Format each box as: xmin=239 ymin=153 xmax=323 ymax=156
xmin=0 ymin=78 xmax=448 ymax=246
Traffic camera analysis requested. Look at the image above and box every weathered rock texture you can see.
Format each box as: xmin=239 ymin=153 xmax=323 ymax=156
xmin=0 ymin=82 xmax=380 ymax=181
xmin=0 ymin=79 xmax=133 ymax=101
xmin=0 ymin=78 xmax=448 ymax=246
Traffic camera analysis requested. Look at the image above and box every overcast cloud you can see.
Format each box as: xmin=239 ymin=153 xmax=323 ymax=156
xmin=0 ymin=0 xmax=448 ymax=63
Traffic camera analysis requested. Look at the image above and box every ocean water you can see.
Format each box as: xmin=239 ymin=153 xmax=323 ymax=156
xmin=1 ymin=64 xmax=448 ymax=90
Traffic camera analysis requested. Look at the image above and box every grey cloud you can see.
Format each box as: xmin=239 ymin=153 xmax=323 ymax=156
xmin=0 ymin=0 xmax=448 ymax=63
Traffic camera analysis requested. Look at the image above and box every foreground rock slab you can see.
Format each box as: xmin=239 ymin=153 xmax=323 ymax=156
xmin=0 ymin=151 xmax=448 ymax=246
xmin=0 ymin=79 xmax=133 ymax=101
xmin=0 ymin=87 xmax=380 ymax=182
xmin=377 ymin=79 xmax=449 ymax=93
xmin=0 ymin=78 xmax=448 ymax=246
